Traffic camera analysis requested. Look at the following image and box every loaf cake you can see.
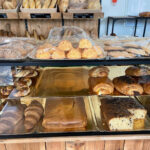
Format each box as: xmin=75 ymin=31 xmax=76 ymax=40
xmin=89 ymin=77 xmax=114 ymax=95
xmin=113 ymin=76 xmax=143 ymax=95
xmin=42 ymin=97 xmax=87 ymax=130
xmin=101 ymin=97 xmax=147 ymax=131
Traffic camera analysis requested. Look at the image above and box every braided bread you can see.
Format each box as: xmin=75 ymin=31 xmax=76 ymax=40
xmin=24 ymin=100 xmax=44 ymax=130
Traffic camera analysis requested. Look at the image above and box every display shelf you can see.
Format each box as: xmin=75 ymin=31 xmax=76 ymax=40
xmin=0 ymin=58 xmax=150 ymax=66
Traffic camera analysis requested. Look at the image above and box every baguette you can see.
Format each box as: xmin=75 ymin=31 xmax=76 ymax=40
xmin=29 ymin=0 xmax=35 ymax=8
xmin=35 ymin=0 xmax=41 ymax=8
xmin=33 ymin=30 xmax=39 ymax=40
xmin=49 ymin=0 xmax=57 ymax=8
xmin=22 ymin=0 xmax=29 ymax=8
xmin=3 ymin=1 xmax=15 ymax=9
xmin=25 ymin=31 xmax=31 ymax=38
xmin=42 ymin=0 xmax=51 ymax=8
xmin=59 ymin=0 xmax=69 ymax=12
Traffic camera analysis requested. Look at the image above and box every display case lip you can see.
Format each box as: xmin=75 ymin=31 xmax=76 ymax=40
xmin=0 ymin=130 xmax=150 ymax=140
xmin=0 ymin=58 xmax=150 ymax=66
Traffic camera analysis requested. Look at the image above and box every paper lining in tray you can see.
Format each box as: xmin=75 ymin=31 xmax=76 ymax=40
xmin=36 ymin=96 xmax=98 ymax=133
xmin=90 ymin=95 xmax=150 ymax=132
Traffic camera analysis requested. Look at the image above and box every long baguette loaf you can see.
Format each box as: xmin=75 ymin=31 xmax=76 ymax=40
xmin=42 ymin=0 xmax=51 ymax=8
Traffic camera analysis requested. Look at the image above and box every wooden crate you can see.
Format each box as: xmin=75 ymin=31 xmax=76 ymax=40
xmin=63 ymin=9 xmax=104 ymax=19
xmin=0 ymin=19 xmax=19 ymax=36
xmin=18 ymin=19 xmax=62 ymax=38
xmin=0 ymin=0 xmax=20 ymax=19
xmin=19 ymin=4 xmax=61 ymax=19
xmin=64 ymin=19 xmax=99 ymax=39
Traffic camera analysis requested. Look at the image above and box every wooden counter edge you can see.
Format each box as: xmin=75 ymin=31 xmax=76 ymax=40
xmin=0 ymin=134 xmax=150 ymax=144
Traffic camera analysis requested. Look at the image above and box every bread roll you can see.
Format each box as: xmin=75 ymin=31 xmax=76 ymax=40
xmin=82 ymin=48 xmax=98 ymax=59
xmin=79 ymin=39 xmax=92 ymax=49
xmin=89 ymin=77 xmax=114 ymax=95
xmin=113 ymin=76 xmax=143 ymax=95
xmin=58 ymin=40 xmax=72 ymax=51
xmin=89 ymin=66 xmax=109 ymax=77
xmin=125 ymin=66 xmax=150 ymax=77
xmin=67 ymin=48 xmax=81 ymax=59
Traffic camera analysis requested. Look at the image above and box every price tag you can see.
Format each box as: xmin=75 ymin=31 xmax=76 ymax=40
xmin=73 ymin=13 xmax=94 ymax=19
xmin=0 ymin=13 xmax=7 ymax=18
xmin=30 ymin=13 xmax=51 ymax=18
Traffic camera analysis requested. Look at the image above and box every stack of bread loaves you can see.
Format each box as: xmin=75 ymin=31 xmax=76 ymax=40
xmin=22 ymin=0 xmax=57 ymax=8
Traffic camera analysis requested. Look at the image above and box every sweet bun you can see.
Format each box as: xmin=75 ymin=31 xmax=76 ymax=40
xmin=82 ymin=48 xmax=98 ymax=59
xmin=51 ymin=49 xmax=66 ymax=59
xmin=67 ymin=48 xmax=81 ymax=59
xmin=36 ymin=49 xmax=51 ymax=59
xmin=79 ymin=39 xmax=92 ymax=49
xmin=58 ymin=40 xmax=72 ymax=51
xmin=93 ymin=46 xmax=103 ymax=56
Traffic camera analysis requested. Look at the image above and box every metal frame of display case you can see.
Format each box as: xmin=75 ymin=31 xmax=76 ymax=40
xmin=1 ymin=59 xmax=150 ymax=66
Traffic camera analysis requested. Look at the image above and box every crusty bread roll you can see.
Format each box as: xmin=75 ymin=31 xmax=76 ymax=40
xmin=125 ymin=66 xmax=150 ymax=77
xmin=113 ymin=76 xmax=143 ymax=96
xmin=89 ymin=77 xmax=114 ymax=95
xmin=67 ymin=48 xmax=81 ymax=59
xmin=89 ymin=66 xmax=109 ymax=78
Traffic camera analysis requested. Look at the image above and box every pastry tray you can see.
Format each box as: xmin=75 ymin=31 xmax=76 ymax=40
xmin=33 ymin=67 xmax=90 ymax=97
xmin=37 ymin=96 xmax=98 ymax=133
xmin=90 ymin=95 xmax=150 ymax=133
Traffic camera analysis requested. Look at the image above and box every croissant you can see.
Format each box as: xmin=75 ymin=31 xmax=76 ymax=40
xmin=113 ymin=76 xmax=143 ymax=96
xmin=89 ymin=77 xmax=114 ymax=95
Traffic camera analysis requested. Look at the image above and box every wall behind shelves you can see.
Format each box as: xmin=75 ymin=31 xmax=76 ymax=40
xmin=100 ymin=0 xmax=150 ymax=37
